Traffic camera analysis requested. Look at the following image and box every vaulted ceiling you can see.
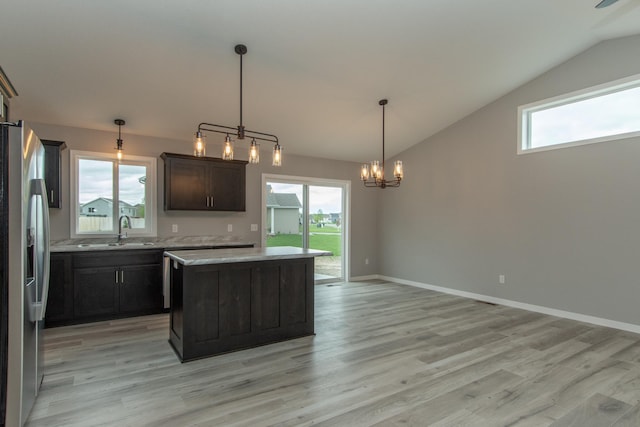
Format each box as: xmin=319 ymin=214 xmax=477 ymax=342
xmin=2 ymin=0 xmax=639 ymax=162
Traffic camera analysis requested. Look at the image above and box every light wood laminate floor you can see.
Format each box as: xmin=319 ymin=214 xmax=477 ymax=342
xmin=27 ymin=280 xmax=640 ymax=426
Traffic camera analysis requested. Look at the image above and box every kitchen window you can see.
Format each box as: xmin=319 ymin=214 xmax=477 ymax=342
xmin=518 ymin=74 xmax=640 ymax=154
xmin=70 ymin=150 xmax=157 ymax=238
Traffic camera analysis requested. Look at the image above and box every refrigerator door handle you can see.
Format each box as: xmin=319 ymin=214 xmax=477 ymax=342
xmin=30 ymin=178 xmax=51 ymax=322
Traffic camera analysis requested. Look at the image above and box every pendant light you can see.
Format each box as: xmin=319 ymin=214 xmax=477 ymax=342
xmin=249 ymin=138 xmax=259 ymax=164
xmin=360 ymin=99 xmax=403 ymax=188
xmin=194 ymin=44 xmax=282 ymax=166
xmin=114 ymin=119 xmax=125 ymax=161
xmin=193 ymin=130 xmax=206 ymax=156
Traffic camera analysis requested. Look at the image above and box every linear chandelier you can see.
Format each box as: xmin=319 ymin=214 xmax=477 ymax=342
xmin=360 ymin=99 xmax=403 ymax=188
xmin=193 ymin=44 xmax=282 ymax=166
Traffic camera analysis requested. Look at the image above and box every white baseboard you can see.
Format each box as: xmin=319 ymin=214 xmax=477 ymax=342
xmin=373 ymin=275 xmax=640 ymax=335
xmin=349 ymin=274 xmax=381 ymax=282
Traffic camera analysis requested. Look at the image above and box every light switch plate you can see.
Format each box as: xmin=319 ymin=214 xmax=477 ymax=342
xmin=227 ymin=224 xmax=233 ymax=232
xmin=251 ymin=224 xmax=258 ymax=231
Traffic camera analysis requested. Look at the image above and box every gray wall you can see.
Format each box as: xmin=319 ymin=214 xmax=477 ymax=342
xmin=31 ymin=122 xmax=379 ymax=278
xmin=379 ymin=34 xmax=640 ymax=325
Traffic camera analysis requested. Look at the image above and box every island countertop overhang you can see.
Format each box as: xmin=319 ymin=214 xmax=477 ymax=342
xmin=164 ymin=246 xmax=331 ymax=266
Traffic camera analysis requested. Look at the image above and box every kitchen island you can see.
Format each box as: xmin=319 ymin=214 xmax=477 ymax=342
xmin=164 ymin=246 xmax=330 ymax=362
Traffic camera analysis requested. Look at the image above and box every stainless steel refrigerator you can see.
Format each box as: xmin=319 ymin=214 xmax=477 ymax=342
xmin=1 ymin=120 xmax=50 ymax=426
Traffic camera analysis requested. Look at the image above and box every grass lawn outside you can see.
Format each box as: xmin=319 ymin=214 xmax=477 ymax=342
xmin=267 ymin=232 xmax=342 ymax=256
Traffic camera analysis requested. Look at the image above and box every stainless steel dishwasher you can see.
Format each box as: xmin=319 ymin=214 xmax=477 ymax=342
xmin=163 ymin=255 xmax=171 ymax=309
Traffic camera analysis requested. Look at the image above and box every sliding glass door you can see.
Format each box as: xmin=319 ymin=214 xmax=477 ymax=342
xmin=263 ymin=175 xmax=349 ymax=283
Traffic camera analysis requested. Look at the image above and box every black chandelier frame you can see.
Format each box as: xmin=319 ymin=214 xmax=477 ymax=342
xmin=362 ymin=99 xmax=402 ymax=189
xmin=195 ymin=44 xmax=281 ymax=158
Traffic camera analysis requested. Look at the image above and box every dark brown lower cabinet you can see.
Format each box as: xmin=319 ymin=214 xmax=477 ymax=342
xmin=73 ymin=263 xmax=162 ymax=319
xmin=169 ymin=257 xmax=314 ymax=362
xmin=45 ymin=253 xmax=74 ymax=324
xmin=46 ymin=249 xmax=163 ymax=326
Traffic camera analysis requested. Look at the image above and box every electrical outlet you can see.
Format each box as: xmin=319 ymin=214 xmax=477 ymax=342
xmin=172 ymin=224 xmax=178 ymax=233
xmin=251 ymin=224 xmax=258 ymax=232
xmin=365 ymin=258 xmax=369 ymax=265
xmin=227 ymin=224 xmax=233 ymax=232
xmin=499 ymin=274 xmax=505 ymax=284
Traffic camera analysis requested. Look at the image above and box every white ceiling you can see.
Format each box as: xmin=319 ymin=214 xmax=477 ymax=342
xmin=2 ymin=0 xmax=640 ymax=162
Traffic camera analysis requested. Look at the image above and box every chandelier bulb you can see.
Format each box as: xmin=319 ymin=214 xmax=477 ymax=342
xmin=222 ymin=134 xmax=234 ymax=160
xmin=249 ymin=138 xmax=260 ymax=164
xmin=272 ymin=143 xmax=282 ymax=167
xmin=193 ymin=131 xmax=206 ymax=157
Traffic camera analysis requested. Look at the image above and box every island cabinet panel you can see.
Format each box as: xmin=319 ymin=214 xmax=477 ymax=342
xmin=252 ymin=265 xmax=281 ymax=331
xmin=169 ymin=258 xmax=314 ymax=362
xmin=281 ymin=260 xmax=310 ymax=326
xmin=219 ymin=268 xmax=252 ymax=337
xmin=190 ymin=268 xmax=220 ymax=343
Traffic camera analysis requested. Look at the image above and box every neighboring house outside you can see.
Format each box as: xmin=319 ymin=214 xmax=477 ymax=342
xmin=266 ymin=187 xmax=301 ymax=235
xmin=79 ymin=197 xmax=139 ymax=217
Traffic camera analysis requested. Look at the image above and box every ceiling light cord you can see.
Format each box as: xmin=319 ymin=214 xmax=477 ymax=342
xmin=239 ymin=47 xmax=243 ymax=138
xmin=381 ymin=100 xmax=385 ymax=177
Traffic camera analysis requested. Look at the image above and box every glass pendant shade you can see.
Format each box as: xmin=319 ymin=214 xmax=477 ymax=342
xmin=375 ymin=166 xmax=384 ymax=181
xmin=370 ymin=160 xmax=380 ymax=178
xmin=222 ymin=135 xmax=234 ymax=160
xmin=272 ymin=143 xmax=282 ymax=167
xmin=193 ymin=131 xmax=206 ymax=157
xmin=116 ymin=145 xmax=123 ymax=161
xmin=360 ymin=163 xmax=370 ymax=180
xmin=248 ymin=139 xmax=259 ymax=164
xmin=394 ymin=160 xmax=403 ymax=179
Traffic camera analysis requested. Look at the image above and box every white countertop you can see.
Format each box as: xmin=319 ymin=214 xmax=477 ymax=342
xmin=164 ymin=246 xmax=332 ymax=266
xmin=50 ymin=236 xmax=255 ymax=253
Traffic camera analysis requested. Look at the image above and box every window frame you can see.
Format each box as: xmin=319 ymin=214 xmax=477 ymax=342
xmin=518 ymin=73 xmax=640 ymax=155
xmin=70 ymin=150 xmax=157 ymax=238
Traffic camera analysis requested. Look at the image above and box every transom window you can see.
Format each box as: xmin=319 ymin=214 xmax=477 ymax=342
xmin=70 ymin=150 xmax=157 ymax=238
xmin=518 ymin=74 xmax=640 ymax=154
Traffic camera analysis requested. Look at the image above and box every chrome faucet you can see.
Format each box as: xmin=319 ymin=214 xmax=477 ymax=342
xmin=118 ymin=215 xmax=131 ymax=242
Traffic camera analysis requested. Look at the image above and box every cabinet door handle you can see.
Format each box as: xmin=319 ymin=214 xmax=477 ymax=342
xmin=206 ymin=196 xmax=210 ymax=207
xmin=121 ymin=270 xmax=124 ymax=284
xmin=210 ymin=196 xmax=214 ymax=207
xmin=115 ymin=270 xmax=119 ymax=284
xmin=50 ymin=190 xmax=54 ymax=201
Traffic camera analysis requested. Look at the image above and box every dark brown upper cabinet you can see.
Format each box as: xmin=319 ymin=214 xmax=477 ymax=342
xmin=161 ymin=152 xmax=247 ymax=211
xmin=42 ymin=139 xmax=66 ymax=209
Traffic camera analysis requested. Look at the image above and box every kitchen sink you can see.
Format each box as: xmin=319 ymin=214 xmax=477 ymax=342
xmin=77 ymin=242 xmax=155 ymax=248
